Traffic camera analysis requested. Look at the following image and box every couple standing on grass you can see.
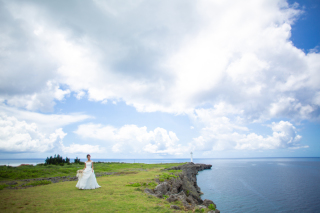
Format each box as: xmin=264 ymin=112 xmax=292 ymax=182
xmin=76 ymin=154 xmax=101 ymax=190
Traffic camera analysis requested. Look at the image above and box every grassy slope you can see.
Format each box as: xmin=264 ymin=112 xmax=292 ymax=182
xmin=0 ymin=163 xmax=191 ymax=213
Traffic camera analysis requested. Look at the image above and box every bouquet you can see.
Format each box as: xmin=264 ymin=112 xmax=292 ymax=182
xmin=76 ymin=169 xmax=84 ymax=179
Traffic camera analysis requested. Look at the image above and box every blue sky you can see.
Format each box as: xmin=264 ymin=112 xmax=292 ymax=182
xmin=0 ymin=0 xmax=319 ymax=159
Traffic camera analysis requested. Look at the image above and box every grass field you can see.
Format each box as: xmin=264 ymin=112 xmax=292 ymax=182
xmin=0 ymin=162 xmax=184 ymax=181
xmin=0 ymin=163 xmax=193 ymax=212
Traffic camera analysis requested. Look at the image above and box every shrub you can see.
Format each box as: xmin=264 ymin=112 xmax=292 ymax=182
xmin=166 ymin=169 xmax=181 ymax=173
xmin=127 ymin=182 xmax=141 ymax=187
xmin=147 ymin=182 xmax=157 ymax=187
xmin=45 ymin=154 xmax=70 ymax=165
xmin=208 ymin=204 xmax=216 ymax=211
xmin=159 ymin=173 xmax=177 ymax=181
xmin=74 ymin=157 xmax=81 ymax=164
xmin=0 ymin=184 xmax=8 ymax=190
xmin=186 ymin=190 xmax=190 ymax=196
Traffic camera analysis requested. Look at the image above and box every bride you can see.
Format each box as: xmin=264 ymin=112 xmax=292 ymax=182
xmin=76 ymin=154 xmax=101 ymax=190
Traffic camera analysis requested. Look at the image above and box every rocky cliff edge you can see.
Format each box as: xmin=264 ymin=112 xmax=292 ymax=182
xmin=144 ymin=162 xmax=220 ymax=212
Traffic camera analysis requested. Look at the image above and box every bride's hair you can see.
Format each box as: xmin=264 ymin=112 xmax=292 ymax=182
xmin=87 ymin=154 xmax=90 ymax=158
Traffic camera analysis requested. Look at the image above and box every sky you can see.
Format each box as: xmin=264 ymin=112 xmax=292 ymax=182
xmin=0 ymin=0 xmax=319 ymax=159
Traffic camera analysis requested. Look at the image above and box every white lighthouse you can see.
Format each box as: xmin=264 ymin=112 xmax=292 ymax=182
xmin=190 ymin=152 xmax=193 ymax=162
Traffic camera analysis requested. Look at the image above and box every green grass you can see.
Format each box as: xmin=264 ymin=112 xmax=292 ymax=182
xmin=208 ymin=203 xmax=216 ymax=211
xmin=0 ymin=166 xmax=196 ymax=213
xmin=0 ymin=162 xmax=185 ymax=181
xmin=158 ymin=172 xmax=178 ymax=182
xmin=0 ymin=184 xmax=8 ymax=190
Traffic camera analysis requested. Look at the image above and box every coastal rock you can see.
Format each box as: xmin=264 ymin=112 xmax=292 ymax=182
xmin=169 ymin=163 xmax=212 ymax=204
xmin=166 ymin=194 xmax=178 ymax=203
xmin=208 ymin=210 xmax=220 ymax=213
xmin=170 ymin=205 xmax=180 ymax=210
xmin=146 ymin=162 xmax=220 ymax=212
xmin=196 ymin=205 xmax=207 ymax=210
xmin=203 ymin=199 xmax=216 ymax=208
xmin=144 ymin=188 xmax=154 ymax=195
xmin=154 ymin=182 xmax=170 ymax=196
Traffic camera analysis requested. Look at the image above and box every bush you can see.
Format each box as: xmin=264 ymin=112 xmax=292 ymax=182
xmin=148 ymin=182 xmax=157 ymax=187
xmin=0 ymin=184 xmax=8 ymax=190
xmin=166 ymin=169 xmax=181 ymax=173
xmin=127 ymin=182 xmax=141 ymax=187
xmin=208 ymin=204 xmax=216 ymax=211
xmin=159 ymin=173 xmax=177 ymax=181
xmin=74 ymin=157 xmax=81 ymax=164
xmin=45 ymin=154 xmax=70 ymax=165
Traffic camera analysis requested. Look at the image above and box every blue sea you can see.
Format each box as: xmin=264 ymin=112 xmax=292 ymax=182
xmin=1 ymin=157 xmax=319 ymax=212
xmin=196 ymin=158 xmax=320 ymax=213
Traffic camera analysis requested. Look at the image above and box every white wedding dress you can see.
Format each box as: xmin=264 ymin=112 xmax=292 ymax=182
xmin=76 ymin=161 xmax=101 ymax=189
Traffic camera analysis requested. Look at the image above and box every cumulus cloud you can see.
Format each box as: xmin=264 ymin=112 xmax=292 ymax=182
xmin=4 ymin=81 xmax=70 ymax=112
xmin=74 ymin=123 xmax=185 ymax=155
xmin=191 ymin=119 xmax=306 ymax=152
xmin=0 ymin=105 xmax=92 ymax=133
xmin=189 ymin=104 xmax=306 ymax=151
xmin=60 ymin=143 xmax=104 ymax=154
xmin=0 ymin=113 xmax=66 ymax=152
xmin=0 ymin=0 xmax=318 ymax=119
xmin=0 ymin=0 xmax=319 ymax=155
xmin=0 ymin=113 xmax=104 ymax=154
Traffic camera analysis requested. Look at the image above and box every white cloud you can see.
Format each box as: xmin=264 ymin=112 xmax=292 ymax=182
xmin=60 ymin=143 xmax=104 ymax=154
xmin=0 ymin=113 xmax=66 ymax=152
xmin=0 ymin=105 xmax=92 ymax=133
xmin=269 ymin=97 xmax=315 ymax=119
xmin=0 ymin=0 xmax=319 ymax=155
xmin=191 ymin=119 xmax=306 ymax=152
xmin=1 ymin=0 xmax=318 ymax=120
xmin=0 ymin=113 xmax=104 ymax=154
xmin=74 ymin=123 xmax=185 ymax=155
xmin=4 ymin=81 xmax=70 ymax=112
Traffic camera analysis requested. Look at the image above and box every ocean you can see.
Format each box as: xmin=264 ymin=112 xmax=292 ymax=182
xmin=196 ymin=158 xmax=320 ymax=213
xmin=1 ymin=157 xmax=319 ymax=212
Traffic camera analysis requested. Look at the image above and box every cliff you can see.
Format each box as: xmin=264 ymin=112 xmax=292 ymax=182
xmin=145 ymin=162 xmax=220 ymax=212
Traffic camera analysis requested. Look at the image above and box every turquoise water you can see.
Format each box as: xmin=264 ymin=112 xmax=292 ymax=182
xmin=1 ymin=157 xmax=319 ymax=212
